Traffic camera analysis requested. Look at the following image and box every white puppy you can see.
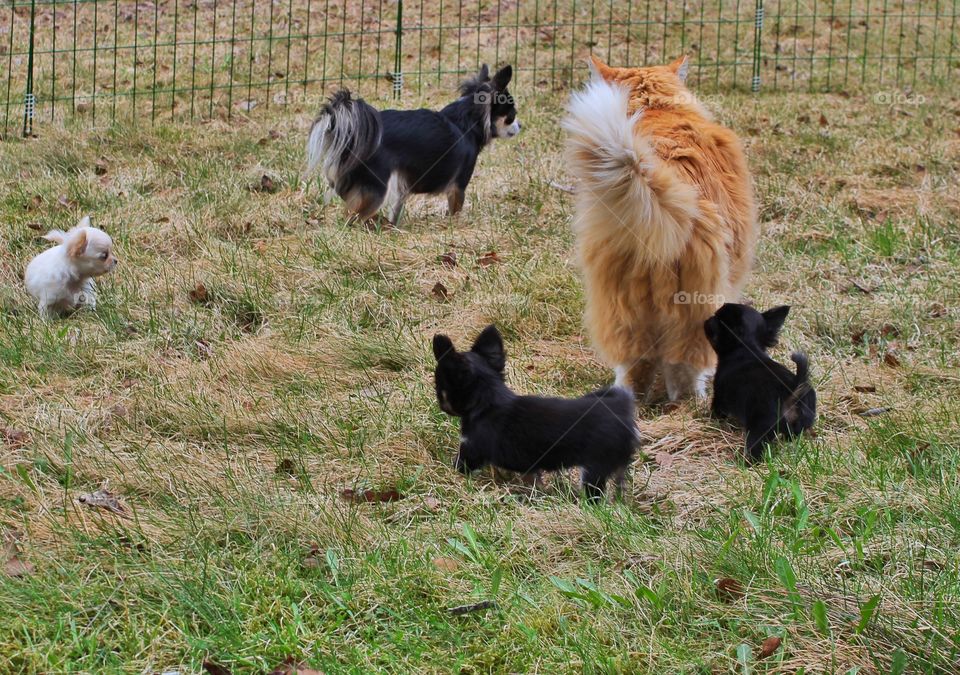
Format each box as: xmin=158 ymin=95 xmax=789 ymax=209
xmin=24 ymin=216 xmax=118 ymax=318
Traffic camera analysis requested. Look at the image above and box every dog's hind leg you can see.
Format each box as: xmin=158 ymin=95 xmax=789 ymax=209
xmin=343 ymin=184 xmax=386 ymax=222
xmin=446 ymin=186 xmax=465 ymax=216
xmin=580 ymin=467 xmax=609 ymax=503
xmin=663 ymin=362 xmax=706 ymax=401
xmin=384 ymin=174 xmax=409 ymax=226
xmin=611 ymin=465 xmax=630 ymax=501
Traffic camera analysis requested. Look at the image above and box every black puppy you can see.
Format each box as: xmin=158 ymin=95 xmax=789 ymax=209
xmin=306 ymin=64 xmax=520 ymax=226
xmin=432 ymin=325 xmax=638 ymax=501
xmin=704 ymin=304 xmax=816 ymax=461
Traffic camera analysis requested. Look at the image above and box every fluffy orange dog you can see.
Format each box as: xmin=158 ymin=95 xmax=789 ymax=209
xmin=563 ymin=55 xmax=758 ymax=401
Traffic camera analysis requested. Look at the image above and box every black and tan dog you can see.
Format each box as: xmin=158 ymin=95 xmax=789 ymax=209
xmin=306 ymin=65 xmax=519 ymax=226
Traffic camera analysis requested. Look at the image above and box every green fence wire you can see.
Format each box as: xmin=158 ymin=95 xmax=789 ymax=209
xmin=2 ymin=0 xmax=957 ymax=136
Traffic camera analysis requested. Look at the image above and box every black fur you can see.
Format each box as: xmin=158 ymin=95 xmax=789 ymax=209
xmin=307 ymin=64 xmax=519 ymax=225
xmin=432 ymin=325 xmax=638 ymax=501
xmin=704 ymin=303 xmax=817 ymax=461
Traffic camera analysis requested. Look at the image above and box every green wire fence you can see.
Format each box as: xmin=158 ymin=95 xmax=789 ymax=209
xmin=2 ymin=0 xmax=957 ymax=136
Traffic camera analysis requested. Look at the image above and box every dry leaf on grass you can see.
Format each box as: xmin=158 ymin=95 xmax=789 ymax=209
xmin=275 ymin=458 xmax=296 ymax=475
xmin=715 ymin=577 xmax=745 ymax=601
xmin=189 ymin=283 xmax=209 ymax=304
xmin=818 ymin=112 xmax=829 ymax=126
xmin=432 ymin=556 xmax=460 ymax=572
xmin=439 ymin=251 xmax=458 ymax=267
xmin=3 ymin=537 xmax=34 ymax=578
xmin=94 ymin=158 xmax=109 ymax=176
xmin=202 ymin=661 xmax=232 ymax=675
xmin=478 ymin=251 xmax=502 ymax=267
xmin=78 ymin=484 xmax=126 ymax=516
xmin=57 ymin=194 xmax=78 ymax=209
xmin=858 ymin=407 xmax=892 ymax=418
xmin=853 ymin=385 xmax=877 ymax=393
xmin=340 ymin=487 xmax=404 ymax=503
xmin=431 ymin=282 xmax=450 ymax=301
xmin=447 ymin=600 xmax=497 ymax=615
xmin=26 ymin=222 xmax=43 ymax=231
xmin=883 ymin=351 xmax=902 ymax=368
xmin=3 ymin=428 xmax=29 ymax=449
xmin=757 ymin=635 xmax=782 ymax=659
xmin=268 ymin=656 xmax=324 ymax=675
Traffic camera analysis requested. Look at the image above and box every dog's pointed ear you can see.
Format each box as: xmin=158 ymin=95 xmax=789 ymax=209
xmin=589 ymin=54 xmax=616 ymax=81
xmin=77 ymin=215 xmax=92 ymax=229
xmin=433 ymin=334 xmax=455 ymax=362
xmin=492 ymin=64 xmax=512 ymax=90
xmin=761 ymin=305 xmax=790 ymax=348
xmin=67 ymin=230 xmax=88 ymax=258
xmin=471 ymin=324 xmax=505 ymax=372
xmin=668 ymin=55 xmax=690 ymax=82
xmin=478 ymin=64 xmax=490 ymax=82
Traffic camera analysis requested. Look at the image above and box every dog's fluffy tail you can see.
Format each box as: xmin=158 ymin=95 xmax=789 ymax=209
xmin=781 ymin=352 xmax=812 ymax=423
xmin=562 ymin=75 xmax=700 ymax=264
xmin=305 ymin=90 xmax=382 ymax=189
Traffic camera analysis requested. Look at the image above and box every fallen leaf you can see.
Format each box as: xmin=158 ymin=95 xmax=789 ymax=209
xmin=858 ymin=407 xmax=891 ymax=418
xmin=880 ymin=323 xmax=900 ymax=338
xmin=275 ymin=458 xmax=296 ymax=475
xmin=196 ymin=339 xmax=214 ymax=359
xmin=439 ymin=251 xmax=458 ymax=267
xmin=267 ymin=656 xmax=324 ymax=675
xmin=94 ymin=158 xmax=109 ymax=176
xmin=302 ymin=545 xmax=321 ymax=569
xmin=819 ymin=112 xmax=829 ymax=126
xmin=340 ymin=487 xmax=404 ymax=503
xmin=78 ymin=485 xmax=126 ymax=515
xmin=654 ymin=451 xmax=674 ymax=469
xmin=928 ymin=302 xmax=947 ymax=318
xmin=431 ymin=282 xmax=450 ymax=301
xmin=447 ymin=600 xmax=497 ymax=615
xmin=716 ymin=577 xmax=745 ymax=601
xmin=155 ymin=216 xmax=171 ymax=223
xmin=849 ymin=279 xmax=874 ymax=294
xmin=432 ymin=556 xmax=460 ymax=572
xmin=853 ymin=385 xmax=877 ymax=393
xmin=252 ymin=174 xmax=279 ymax=193
xmin=202 ymin=661 xmax=232 ymax=675
xmin=3 ymin=537 xmax=34 ymax=578
xmin=851 ymin=328 xmax=867 ymax=345
xmin=423 ymin=496 xmax=441 ymax=511
xmin=758 ymin=636 xmax=782 ymax=659
xmin=797 ymin=113 xmax=810 ymax=123
xmin=189 ymin=283 xmax=209 ymax=304
xmin=3 ymin=428 xmax=29 ymax=449
xmin=883 ymin=351 xmax=901 ymax=368
xmin=478 ymin=251 xmax=502 ymax=267
xmin=57 ymin=194 xmax=77 ymax=209
xmin=26 ymin=222 xmax=42 ymax=231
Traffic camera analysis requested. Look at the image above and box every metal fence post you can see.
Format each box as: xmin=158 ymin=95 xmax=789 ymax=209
xmin=751 ymin=0 xmax=764 ymax=93
xmin=22 ymin=0 xmax=37 ymax=136
xmin=393 ymin=0 xmax=403 ymax=99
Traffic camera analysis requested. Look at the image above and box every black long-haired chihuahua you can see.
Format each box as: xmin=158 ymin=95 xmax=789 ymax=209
xmin=432 ymin=325 xmax=639 ymax=501
xmin=705 ymin=303 xmax=817 ymax=461
xmin=306 ymin=65 xmax=520 ymax=226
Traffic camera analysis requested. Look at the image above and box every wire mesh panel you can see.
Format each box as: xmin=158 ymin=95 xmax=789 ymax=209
xmin=1 ymin=0 xmax=957 ymax=135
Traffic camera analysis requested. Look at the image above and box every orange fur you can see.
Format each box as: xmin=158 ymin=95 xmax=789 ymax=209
xmin=563 ymin=56 xmax=758 ymax=401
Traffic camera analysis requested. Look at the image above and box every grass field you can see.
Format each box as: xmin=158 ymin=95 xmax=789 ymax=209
xmin=1 ymin=80 xmax=959 ymax=673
